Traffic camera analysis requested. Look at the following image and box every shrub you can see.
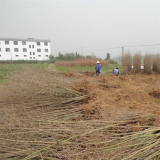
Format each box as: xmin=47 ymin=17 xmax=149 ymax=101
xmin=109 ymin=59 xmax=118 ymax=64
xmin=143 ymin=54 xmax=152 ymax=74
xmin=133 ymin=52 xmax=141 ymax=73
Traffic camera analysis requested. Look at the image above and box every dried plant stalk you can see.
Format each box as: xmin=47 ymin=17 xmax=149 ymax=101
xmin=144 ymin=54 xmax=152 ymax=74
xmin=121 ymin=51 xmax=132 ymax=74
xmin=133 ymin=52 xmax=141 ymax=73
xmin=152 ymin=54 xmax=160 ymax=73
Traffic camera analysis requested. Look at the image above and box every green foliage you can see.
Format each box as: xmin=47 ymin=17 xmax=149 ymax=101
xmin=109 ymin=59 xmax=118 ymax=64
xmin=49 ymin=55 xmax=55 ymax=63
xmin=0 ymin=63 xmax=50 ymax=82
xmin=54 ymin=52 xmax=82 ymax=61
xmin=49 ymin=52 xmax=102 ymax=62
xmin=55 ymin=64 xmax=122 ymax=74
xmin=86 ymin=55 xmax=92 ymax=59
xmin=106 ymin=53 xmax=111 ymax=60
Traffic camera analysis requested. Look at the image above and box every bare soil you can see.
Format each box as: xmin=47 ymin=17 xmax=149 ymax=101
xmin=66 ymin=71 xmax=160 ymax=125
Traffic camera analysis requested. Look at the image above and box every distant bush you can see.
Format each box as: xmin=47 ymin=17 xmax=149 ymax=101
xmin=152 ymin=55 xmax=160 ymax=73
xmin=109 ymin=59 xmax=118 ymax=64
xmin=49 ymin=55 xmax=55 ymax=63
xmin=133 ymin=52 xmax=141 ymax=73
xmin=121 ymin=51 xmax=132 ymax=73
xmin=143 ymin=54 xmax=152 ymax=74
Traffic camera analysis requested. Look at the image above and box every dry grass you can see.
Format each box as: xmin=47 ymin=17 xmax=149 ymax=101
xmin=152 ymin=54 xmax=160 ymax=73
xmin=121 ymin=51 xmax=132 ymax=74
xmin=0 ymin=68 xmax=160 ymax=159
xmin=133 ymin=52 xmax=141 ymax=73
xmin=0 ymin=68 xmax=88 ymax=159
xmin=55 ymin=59 xmax=109 ymax=67
xmin=143 ymin=54 xmax=152 ymax=74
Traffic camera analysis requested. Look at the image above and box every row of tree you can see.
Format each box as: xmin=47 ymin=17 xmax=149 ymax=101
xmin=49 ymin=52 xmax=117 ymax=64
xmin=49 ymin=52 xmax=99 ymax=62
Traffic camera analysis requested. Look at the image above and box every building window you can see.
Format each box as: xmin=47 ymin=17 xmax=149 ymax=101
xmin=33 ymin=52 xmax=35 ymax=55
xmin=0 ymin=55 xmax=1 ymax=57
xmin=30 ymin=57 xmax=32 ymax=59
xmin=37 ymin=42 xmax=40 ymax=46
xmin=44 ymin=42 xmax=48 ymax=46
xmin=30 ymin=52 xmax=32 ymax=55
xmin=29 ymin=45 xmax=31 ymax=48
xmin=16 ymin=55 xmax=19 ymax=57
xmin=14 ymin=41 xmax=18 ymax=45
xmin=22 ymin=41 xmax=26 ymax=45
xmin=5 ymin=41 xmax=9 ymax=45
xmin=0 ymin=48 xmax=1 ymax=52
xmin=32 ymin=45 xmax=34 ymax=48
xmin=45 ymin=55 xmax=48 ymax=57
xmin=23 ymin=48 xmax=27 ymax=52
xmin=6 ymin=48 xmax=10 ymax=52
xmin=38 ymin=55 xmax=41 ymax=57
xmin=33 ymin=57 xmax=35 ymax=59
xmin=14 ymin=48 xmax=19 ymax=52
xmin=37 ymin=49 xmax=41 ymax=52
xmin=45 ymin=49 xmax=48 ymax=52
xmin=24 ymin=55 xmax=27 ymax=57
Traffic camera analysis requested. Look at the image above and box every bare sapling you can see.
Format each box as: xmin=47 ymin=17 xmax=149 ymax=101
xmin=143 ymin=54 xmax=152 ymax=74
xmin=133 ymin=52 xmax=141 ymax=73
xmin=121 ymin=51 xmax=132 ymax=74
xmin=152 ymin=54 xmax=160 ymax=73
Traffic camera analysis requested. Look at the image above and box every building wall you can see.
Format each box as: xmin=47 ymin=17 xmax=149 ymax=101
xmin=0 ymin=39 xmax=51 ymax=61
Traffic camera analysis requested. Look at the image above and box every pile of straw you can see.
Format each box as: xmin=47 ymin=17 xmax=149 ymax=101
xmin=0 ymin=68 xmax=86 ymax=107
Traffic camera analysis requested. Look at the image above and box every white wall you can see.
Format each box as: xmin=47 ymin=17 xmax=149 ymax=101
xmin=0 ymin=40 xmax=51 ymax=61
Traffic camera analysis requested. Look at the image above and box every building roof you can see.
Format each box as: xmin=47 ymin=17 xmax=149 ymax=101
xmin=0 ymin=38 xmax=51 ymax=42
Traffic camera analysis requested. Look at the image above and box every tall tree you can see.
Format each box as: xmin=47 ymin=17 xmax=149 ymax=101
xmin=106 ymin=53 xmax=110 ymax=60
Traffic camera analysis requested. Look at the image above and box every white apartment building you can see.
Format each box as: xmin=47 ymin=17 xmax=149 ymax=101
xmin=0 ymin=38 xmax=51 ymax=61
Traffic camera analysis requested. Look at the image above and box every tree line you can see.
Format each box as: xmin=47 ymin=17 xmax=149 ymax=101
xmin=49 ymin=52 xmax=98 ymax=62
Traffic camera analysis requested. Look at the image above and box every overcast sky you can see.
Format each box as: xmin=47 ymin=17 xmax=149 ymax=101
xmin=0 ymin=0 xmax=160 ymax=59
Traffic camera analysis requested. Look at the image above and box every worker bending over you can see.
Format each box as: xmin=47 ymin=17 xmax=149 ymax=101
xmin=112 ymin=68 xmax=119 ymax=76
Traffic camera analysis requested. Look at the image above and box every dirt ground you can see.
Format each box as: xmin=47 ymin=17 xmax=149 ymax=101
xmin=65 ymin=71 xmax=160 ymax=125
xmin=0 ymin=69 xmax=160 ymax=159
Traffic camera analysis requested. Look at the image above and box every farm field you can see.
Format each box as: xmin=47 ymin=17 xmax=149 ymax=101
xmin=0 ymin=63 xmax=160 ymax=160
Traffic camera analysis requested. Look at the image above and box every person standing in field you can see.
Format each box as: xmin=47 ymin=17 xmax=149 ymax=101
xmin=94 ymin=61 xmax=101 ymax=76
xmin=112 ymin=68 xmax=119 ymax=76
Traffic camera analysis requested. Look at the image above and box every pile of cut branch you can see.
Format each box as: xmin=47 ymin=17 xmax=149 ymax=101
xmin=0 ymin=68 xmax=159 ymax=160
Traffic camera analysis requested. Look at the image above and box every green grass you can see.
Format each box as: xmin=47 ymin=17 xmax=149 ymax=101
xmin=0 ymin=63 xmax=51 ymax=82
xmin=55 ymin=64 xmax=122 ymax=74
xmin=0 ymin=63 xmax=122 ymax=83
xmin=0 ymin=64 xmax=21 ymax=82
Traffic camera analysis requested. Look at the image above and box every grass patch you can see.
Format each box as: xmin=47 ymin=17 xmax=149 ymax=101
xmin=0 ymin=63 xmax=50 ymax=82
xmin=55 ymin=64 xmax=122 ymax=74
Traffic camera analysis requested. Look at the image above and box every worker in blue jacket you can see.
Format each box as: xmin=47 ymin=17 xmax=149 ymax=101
xmin=94 ymin=61 xmax=101 ymax=76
